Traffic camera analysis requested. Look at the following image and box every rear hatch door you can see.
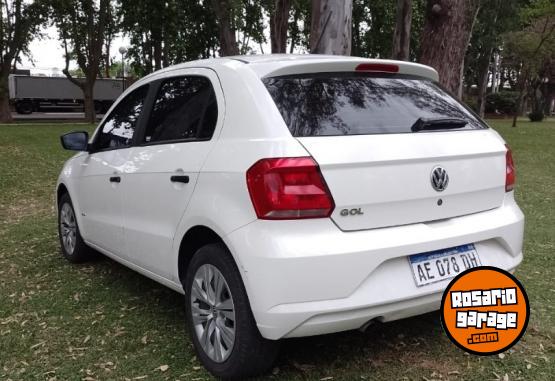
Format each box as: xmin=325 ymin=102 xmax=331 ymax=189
xmin=263 ymin=73 xmax=507 ymax=231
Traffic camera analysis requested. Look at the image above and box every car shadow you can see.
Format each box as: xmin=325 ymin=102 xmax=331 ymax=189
xmin=276 ymin=311 xmax=444 ymax=370
xmin=85 ymin=253 xmax=446 ymax=377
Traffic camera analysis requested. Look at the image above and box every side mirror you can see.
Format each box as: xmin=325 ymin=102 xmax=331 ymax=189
xmin=61 ymin=131 xmax=89 ymax=151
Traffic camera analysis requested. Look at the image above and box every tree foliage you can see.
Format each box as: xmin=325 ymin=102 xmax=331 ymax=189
xmin=2 ymin=0 xmax=552 ymax=126
xmin=120 ymin=0 xmax=219 ymax=76
xmin=351 ymin=0 xmax=424 ymax=59
xmin=236 ymin=0 xmax=267 ymax=54
xmin=503 ymin=0 xmax=555 ymax=125
xmin=51 ymin=0 xmax=115 ymax=123
xmin=0 ymin=0 xmax=47 ymax=122
xmin=463 ymin=0 xmax=524 ymax=116
xmin=287 ymin=0 xmax=311 ymax=53
xmin=120 ymin=0 xmax=268 ymax=69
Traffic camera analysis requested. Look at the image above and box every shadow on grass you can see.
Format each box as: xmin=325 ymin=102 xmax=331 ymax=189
xmin=84 ymin=250 xmax=446 ymax=376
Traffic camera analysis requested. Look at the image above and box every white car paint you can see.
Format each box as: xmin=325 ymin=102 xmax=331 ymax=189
xmin=76 ymin=148 xmax=129 ymax=256
xmin=57 ymin=54 xmax=524 ymax=340
xmin=302 ymin=130 xmax=508 ymax=231
xmin=120 ymin=68 xmax=224 ymax=278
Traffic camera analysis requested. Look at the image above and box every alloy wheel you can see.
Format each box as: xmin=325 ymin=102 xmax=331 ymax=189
xmin=60 ymin=203 xmax=77 ymax=255
xmin=191 ymin=264 xmax=236 ymax=362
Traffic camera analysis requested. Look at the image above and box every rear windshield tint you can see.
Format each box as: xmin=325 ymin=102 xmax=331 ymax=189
xmin=262 ymin=73 xmax=486 ymax=137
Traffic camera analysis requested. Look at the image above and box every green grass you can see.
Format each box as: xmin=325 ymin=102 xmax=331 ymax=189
xmin=1 ymin=120 xmax=553 ymax=381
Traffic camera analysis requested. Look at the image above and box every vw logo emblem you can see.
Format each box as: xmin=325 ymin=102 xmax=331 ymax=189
xmin=431 ymin=166 xmax=449 ymax=192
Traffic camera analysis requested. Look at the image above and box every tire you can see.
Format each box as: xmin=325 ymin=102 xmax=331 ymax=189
xmin=16 ymin=101 xmax=33 ymax=114
xmin=94 ymin=101 xmax=103 ymax=114
xmin=184 ymin=243 xmax=280 ymax=380
xmin=57 ymin=193 xmax=92 ymax=263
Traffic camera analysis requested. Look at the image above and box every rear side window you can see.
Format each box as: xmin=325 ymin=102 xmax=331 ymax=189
xmin=143 ymin=76 xmax=218 ymax=143
xmin=263 ymin=73 xmax=486 ymax=136
xmin=95 ymin=85 xmax=149 ymax=150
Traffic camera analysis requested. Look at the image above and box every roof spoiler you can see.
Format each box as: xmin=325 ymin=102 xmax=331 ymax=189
xmin=256 ymin=58 xmax=439 ymax=82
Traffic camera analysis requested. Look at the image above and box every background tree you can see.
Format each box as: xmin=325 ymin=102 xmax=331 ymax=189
xmin=352 ymin=0 xmax=396 ymax=58
xmin=120 ymin=0 xmax=218 ymax=77
xmin=119 ymin=0 xmax=169 ymax=74
xmin=100 ymin=3 xmax=119 ymax=78
xmin=504 ymin=0 xmax=555 ymax=126
xmin=0 ymin=0 xmax=46 ymax=123
xmin=51 ymin=0 xmax=114 ymax=123
xmin=288 ymin=0 xmax=311 ymax=53
xmin=208 ymin=0 xmax=268 ymax=56
xmin=211 ymin=0 xmax=240 ymax=56
xmin=269 ymin=0 xmax=291 ymax=53
xmin=419 ymin=0 xmax=480 ymax=97
xmin=310 ymin=0 xmax=353 ymax=55
xmin=391 ymin=0 xmax=412 ymax=60
xmin=168 ymin=0 xmax=219 ymax=61
xmin=236 ymin=0 xmax=267 ymax=54
xmin=351 ymin=0 xmax=425 ymax=59
xmin=463 ymin=0 xmax=523 ymax=117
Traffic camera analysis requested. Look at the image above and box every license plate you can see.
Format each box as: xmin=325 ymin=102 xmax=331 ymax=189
xmin=408 ymin=244 xmax=481 ymax=287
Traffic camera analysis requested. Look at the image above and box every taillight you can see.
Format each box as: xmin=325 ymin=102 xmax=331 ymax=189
xmin=355 ymin=63 xmax=399 ymax=73
xmin=505 ymin=145 xmax=515 ymax=192
xmin=246 ymin=157 xmax=335 ymax=219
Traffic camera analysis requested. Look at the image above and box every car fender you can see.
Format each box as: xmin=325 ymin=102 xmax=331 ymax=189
xmin=56 ymin=153 xmax=89 ymax=239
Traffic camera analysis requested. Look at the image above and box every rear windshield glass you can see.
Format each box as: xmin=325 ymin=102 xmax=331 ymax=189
xmin=263 ymin=73 xmax=486 ymax=137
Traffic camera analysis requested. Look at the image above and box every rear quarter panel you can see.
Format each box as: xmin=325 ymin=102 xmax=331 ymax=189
xmin=170 ymin=62 xmax=309 ymax=283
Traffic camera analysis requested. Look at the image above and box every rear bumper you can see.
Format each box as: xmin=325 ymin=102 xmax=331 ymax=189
xmin=225 ymin=193 xmax=524 ymax=340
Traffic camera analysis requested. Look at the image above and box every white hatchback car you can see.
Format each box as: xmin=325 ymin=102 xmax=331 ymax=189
xmin=57 ymin=54 xmax=524 ymax=379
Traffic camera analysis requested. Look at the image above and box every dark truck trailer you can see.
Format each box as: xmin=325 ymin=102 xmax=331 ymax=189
xmin=8 ymin=75 xmax=124 ymax=114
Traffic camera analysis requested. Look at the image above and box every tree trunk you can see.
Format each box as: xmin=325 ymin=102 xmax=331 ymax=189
xmin=104 ymin=40 xmax=111 ymax=78
xmin=310 ymin=0 xmax=353 ymax=55
xmin=162 ymin=40 xmax=170 ymax=67
xmin=289 ymin=7 xmax=300 ymax=53
xmin=512 ymin=64 xmax=532 ymax=127
xmin=83 ymin=83 xmax=96 ymax=124
xmin=419 ymin=0 xmax=479 ymax=96
xmin=351 ymin=0 xmax=362 ymax=57
xmin=151 ymin=20 xmax=163 ymax=71
xmin=391 ymin=0 xmax=412 ymax=60
xmin=477 ymin=49 xmax=492 ymax=118
xmin=491 ymin=52 xmax=500 ymax=94
xmin=457 ymin=5 xmax=480 ymax=98
xmin=512 ymin=90 xmax=525 ymax=127
xmin=153 ymin=41 xmax=162 ymax=70
xmin=270 ymin=0 xmax=291 ymax=53
xmin=211 ymin=0 xmax=240 ymax=56
xmin=0 ymin=76 xmax=12 ymax=123
xmin=140 ymin=35 xmax=152 ymax=74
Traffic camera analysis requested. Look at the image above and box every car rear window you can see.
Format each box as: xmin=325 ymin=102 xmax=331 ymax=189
xmin=262 ymin=73 xmax=486 ymax=137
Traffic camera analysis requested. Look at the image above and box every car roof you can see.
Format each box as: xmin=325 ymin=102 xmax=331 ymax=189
xmin=137 ymin=54 xmax=439 ymax=85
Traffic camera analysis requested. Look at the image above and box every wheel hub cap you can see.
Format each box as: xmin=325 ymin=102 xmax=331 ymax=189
xmin=190 ymin=264 xmax=236 ymax=363
xmin=60 ymin=203 xmax=77 ymax=255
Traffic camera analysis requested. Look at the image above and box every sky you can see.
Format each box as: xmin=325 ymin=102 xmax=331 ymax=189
xmin=18 ymin=18 xmax=278 ymax=76
xmin=19 ymin=26 xmax=128 ymax=76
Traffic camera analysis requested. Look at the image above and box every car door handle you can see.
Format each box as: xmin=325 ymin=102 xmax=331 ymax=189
xmin=109 ymin=176 xmax=121 ymax=183
xmin=170 ymin=175 xmax=189 ymax=184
